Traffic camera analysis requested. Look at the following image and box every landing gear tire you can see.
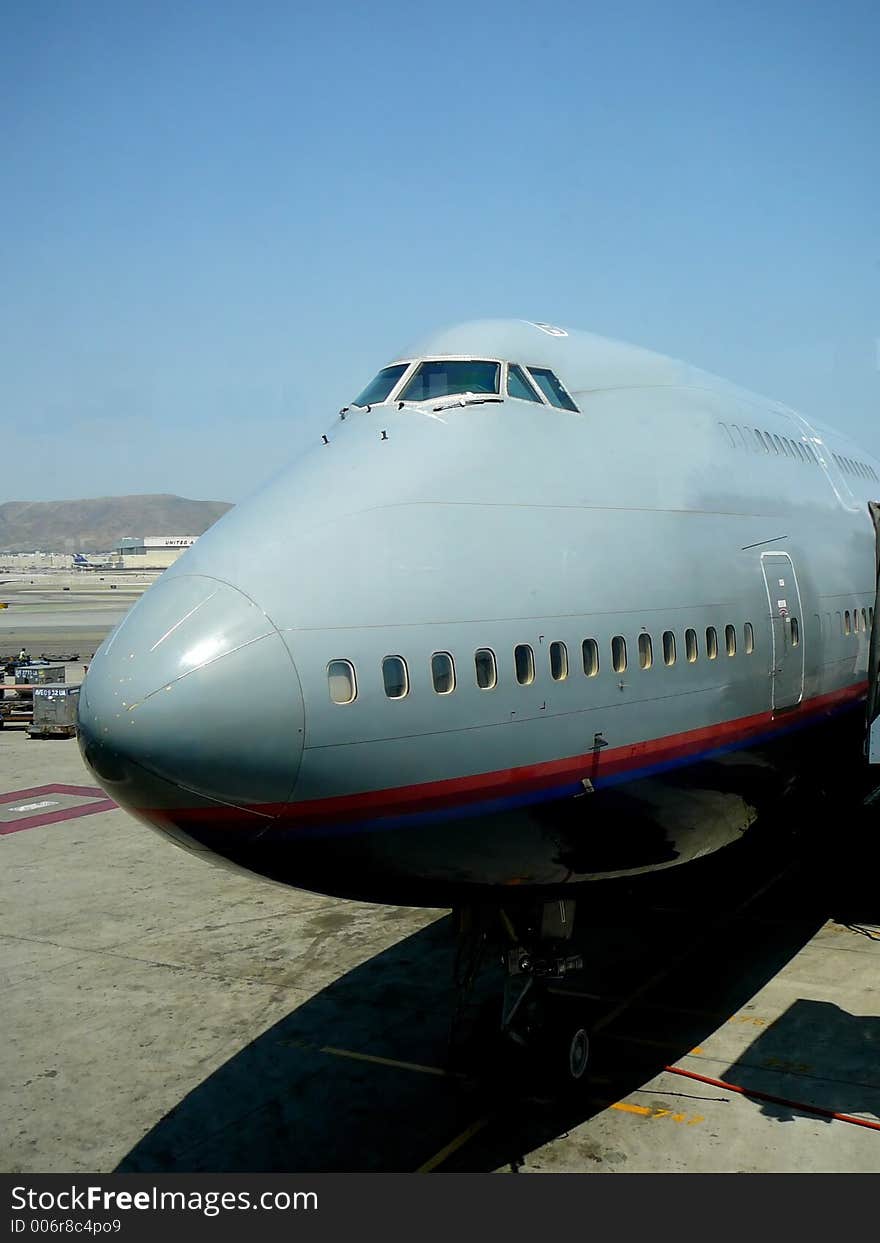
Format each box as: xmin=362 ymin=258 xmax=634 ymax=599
xmin=544 ymin=1018 xmax=590 ymax=1087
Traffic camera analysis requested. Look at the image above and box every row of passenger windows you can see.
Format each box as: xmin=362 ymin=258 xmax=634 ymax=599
xmin=838 ymin=606 xmax=874 ymax=635
xmin=719 ymin=421 xmax=879 ymax=482
xmin=326 ymin=623 xmax=759 ymax=704
xmin=719 ymin=422 xmax=821 ymax=465
xmin=832 ymin=453 xmax=879 ymax=483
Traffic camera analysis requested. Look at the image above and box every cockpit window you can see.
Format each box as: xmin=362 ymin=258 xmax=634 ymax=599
xmin=527 ymin=367 xmax=579 ymax=412
xmin=507 ymin=364 xmax=544 ymax=403
xmin=352 ymin=363 xmax=409 ymax=408
xmin=400 ymin=360 xmax=500 ymax=403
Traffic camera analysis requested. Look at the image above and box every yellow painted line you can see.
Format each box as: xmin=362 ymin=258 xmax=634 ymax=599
xmin=417 ymin=1117 xmax=490 ymax=1173
xmin=319 ymin=1045 xmax=466 ymax=1079
xmin=607 ymin=1100 xmax=705 ymax=1125
xmin=611 ymin=1102 xmax=652 ymax=1117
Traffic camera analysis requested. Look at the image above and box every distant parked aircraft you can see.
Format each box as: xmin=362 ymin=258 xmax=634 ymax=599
xmin=72 ymin=553 xmax=114 ymax=571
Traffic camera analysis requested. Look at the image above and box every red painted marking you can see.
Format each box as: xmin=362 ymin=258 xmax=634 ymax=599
xmin=0 ymin=783 xmax=106 ymax=806
xmin=0 ymin=800 xmax=117 ymax=835
xmin=139 ymin=680 xmax=868 ymax=830
xmin=0 ymin=783 xmax=117 ymax=836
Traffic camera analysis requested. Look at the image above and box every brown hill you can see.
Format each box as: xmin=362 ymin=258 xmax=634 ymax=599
xmin=0 ymin=494 xmax=233 ymax=553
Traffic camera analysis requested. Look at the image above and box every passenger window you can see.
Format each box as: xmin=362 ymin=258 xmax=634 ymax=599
xmin=328 ymin=659 xmax=357 ymax=704
xmin=550 ymin=641 xmax=568 ymax=681
xmin=862 ymin=608 xmax=868 ymax=631
xmin=790 ymin=618 xmax=799 ymax=647
xmin=754 ymin=429 xmax=769 ymax=452
xmin=744 ymin=622 xmax=754 ymax=654
xmin=706 ymin=627 xmax=718 ymax=659
xmin=475 ymin=648 xmax=497 ymax=689
xmin=726 ymin=624 xmax=737 ymax=656
xmin=382 ymin=656 xmax=409 ymax=699
xmin=662 ymin=631 xmax=676 ymax=666
xmin=836 ymin=611 xmax=843 ymax=635
xmin=514 ymin=644 xmax=535 ymax=685
xmin=719 ymin=422 xmax=736 ymax=447
xmin=431 ymin=651 xmax=455 ymax=695
xmin=854 ymin=609 xmax=861 ymax=633
xmin=638 ymin=633 xmax=653 ymax=669
xmin=845 ymin=611 xmax=851 ymax=635
xmin=507 ymin=364 xmax=543 ymax=403
xmin=611 ymin=636 xmax=627 ymax=673
xmin=582 ymin=638 xmax=599 ymax=677
xmin=685 ymin=629 xmax=698 ymax=663
xmin=526 ymin=367 xmax=579 ymax=412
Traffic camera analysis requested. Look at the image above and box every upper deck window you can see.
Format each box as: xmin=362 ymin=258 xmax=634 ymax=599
xmin=352 ymin=363 xmax=409 ymax=408
xmin=400 ymin=360 xmax=500 ymax=403
xmin=507 ymin=364 xmax=544 ymax=403
xmin=526 ymin=367 xmax=579 ymax=412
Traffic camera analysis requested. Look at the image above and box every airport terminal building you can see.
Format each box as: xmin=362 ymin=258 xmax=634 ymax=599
xmin=113 ymin=536 xmax=198 ymax=570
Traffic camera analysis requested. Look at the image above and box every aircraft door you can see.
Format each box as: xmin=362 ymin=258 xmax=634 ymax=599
xmin=760 ymin=552 xmax=805 ymax=710
xmin=867 ymin=502 xmax=880 ymax=763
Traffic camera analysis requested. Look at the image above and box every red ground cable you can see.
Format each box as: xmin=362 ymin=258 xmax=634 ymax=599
xmin=664 ymin=1065 xmax=880 ymax=1132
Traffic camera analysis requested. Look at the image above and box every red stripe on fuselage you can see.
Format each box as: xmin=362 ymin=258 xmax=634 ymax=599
xmin=141 ymin=681 xmax=867 ymax=829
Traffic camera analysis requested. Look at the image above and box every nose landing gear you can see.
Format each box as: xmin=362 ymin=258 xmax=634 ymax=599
xmin=452 ymin=899 xmax=593 ymax=1090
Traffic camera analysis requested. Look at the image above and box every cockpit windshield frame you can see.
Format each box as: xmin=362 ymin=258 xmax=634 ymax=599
xmin=397 ymin=357 xmax=503 ymax=405
xmin=350 ymin=355 xmax=580 ymax=413
xmin=351 ymin=362 xmax=417 ymax=409
xmin=525 ymin=365 xmax=580 ymax=413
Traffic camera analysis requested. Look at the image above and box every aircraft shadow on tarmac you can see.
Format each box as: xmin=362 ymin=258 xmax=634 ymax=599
xmin=721 ymin=998 xmax=880 ymax=1126
xmin=117 ymin=820 xmax=878 ymax=1173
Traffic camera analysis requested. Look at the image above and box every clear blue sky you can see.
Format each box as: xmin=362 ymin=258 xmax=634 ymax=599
xmin=2 ymin=0 xmax=878 ymax=502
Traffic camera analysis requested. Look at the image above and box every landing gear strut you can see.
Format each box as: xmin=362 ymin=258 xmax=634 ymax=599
xmin=451 ymin=899 xmax=592 ymax=1089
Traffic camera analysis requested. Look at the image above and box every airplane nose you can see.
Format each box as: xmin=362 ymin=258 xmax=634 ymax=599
xmin=77 ymin=574 xmax=304 ymax=821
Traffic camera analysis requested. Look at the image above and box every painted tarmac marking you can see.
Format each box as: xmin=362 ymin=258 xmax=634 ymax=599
xmin=610 ymin=1102 xmax=705 ymax=1125
xmin=320 ymin=1045 xmax=465 ymax=1079
xmin=280 ymin=1038 xmax=466 ymax=1079
xmin=0 ymin=783 xmax=107 ymax=805
xmin=0 ymin=784 xmax=117 ymax=835
xmin=9 ymin=800 xmax=59 ymax=813
xmin=417 ymin=1118 xmax=490 ymax=1173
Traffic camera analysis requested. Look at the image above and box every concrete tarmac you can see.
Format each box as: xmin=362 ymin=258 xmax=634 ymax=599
xmin=2 ymin=700 xmax=879 ymax=1173
xmin=0 ymin=575 xmax=151 ymax=656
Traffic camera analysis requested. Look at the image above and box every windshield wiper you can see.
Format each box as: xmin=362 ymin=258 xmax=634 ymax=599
xmin=431 ymin=393 xmax=503 ymax=411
